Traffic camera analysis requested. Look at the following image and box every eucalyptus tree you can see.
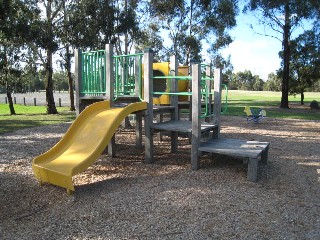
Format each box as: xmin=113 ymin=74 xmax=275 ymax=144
xmin=68 ymin=0 xmax=141 ymax=52
xmin=57 ymin=0 xmax=77 ymax=111
xmin=245 ymin=0 xmax=319 ymax=108
xmin=133 ymin=0 xmax=165 ymax=60
xmin=149 ymin=0 xmax=238 ymax=65
xmin=32 ymin=0 xmax=67 ymax=114
xmin=0 ymin=0 xmax=39 ymax=114
xmin=289 ymin=27 xmax=320 ymax=104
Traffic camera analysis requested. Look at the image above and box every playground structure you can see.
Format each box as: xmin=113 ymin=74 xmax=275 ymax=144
xmin=32 ymin=44 xmax=269 ymax=194
xmin=244 ymin=106 xmax=267 ymax=123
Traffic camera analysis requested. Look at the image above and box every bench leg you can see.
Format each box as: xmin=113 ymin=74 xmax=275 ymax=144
xmin=261 ymin=146 xmax=269 ymax=164
xmin=247 ymin=157 xmax=258 ymax=182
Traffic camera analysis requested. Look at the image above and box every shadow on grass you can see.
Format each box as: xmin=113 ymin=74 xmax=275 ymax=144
xmin=0 ymin=112 xmax=76 ymax=135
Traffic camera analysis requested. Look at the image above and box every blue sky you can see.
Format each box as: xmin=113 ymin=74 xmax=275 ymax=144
xmin=219 ymin=11 xmax=314 ymax=80
xmin=220 ymin=12 xmax=282 ymax=80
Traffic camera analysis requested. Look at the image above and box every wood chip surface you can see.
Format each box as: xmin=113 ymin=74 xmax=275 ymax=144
xmin=1 ymin=115 xmax=319 ymax=239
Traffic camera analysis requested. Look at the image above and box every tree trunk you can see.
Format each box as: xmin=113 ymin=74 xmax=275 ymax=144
xmin=280 ymin=3 xmax=290 ymax=109
xmin=45 ymin=49 xmax=58 ymax=114
xmin=6 ymin=89 xmax=16 ymax=115
xmin=66 ymin=46 xmax=75 ymax=111
xmin=300 ymin=90 xmax=304 ymax=105
xmin=44 ymin=0 xmax=58 ymax=114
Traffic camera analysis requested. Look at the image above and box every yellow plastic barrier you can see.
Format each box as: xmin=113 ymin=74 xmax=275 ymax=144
xmin=152 ymin=62 xmax=189 ymax=104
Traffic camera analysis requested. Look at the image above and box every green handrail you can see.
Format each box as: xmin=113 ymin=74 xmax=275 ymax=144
xmin=113 ymin=53 xmax=143 ymax=101
xmin=81 ymin=50 xmax=143 ymax=100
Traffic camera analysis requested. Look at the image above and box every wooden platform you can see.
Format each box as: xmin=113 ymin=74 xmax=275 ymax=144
xmin=199 ymin=138 xmax=269 ymax=182
xmin=152 ymin=120 xmax=217 ymax=133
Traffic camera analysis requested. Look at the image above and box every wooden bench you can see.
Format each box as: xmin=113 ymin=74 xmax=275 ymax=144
xmin=199 ymin=138 xmax=270 ymax=182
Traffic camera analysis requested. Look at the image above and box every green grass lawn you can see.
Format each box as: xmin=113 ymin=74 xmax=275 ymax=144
xmin=0 ymin=104 xmax=76 ymax=135
xmin=0 ymin=91 xmax=319 ymax=135
xmin=222 ymin=90 xmax=320 ymax=120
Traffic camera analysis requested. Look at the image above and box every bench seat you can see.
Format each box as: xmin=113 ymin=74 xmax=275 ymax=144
xmin=199 ymin=138 xmax=269 ymax=181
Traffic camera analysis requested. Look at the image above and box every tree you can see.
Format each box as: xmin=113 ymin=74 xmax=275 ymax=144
xmin=245 ymin=0 xmax=318 ymax=108
xmin=253 ymin=75 xmax=264 ymax=91
xmin=229 ymin=70 xmax=264 ymax=90
xmin=212 ymin=54 xmax=234 ymax=86
xmin=32 ymin=0 xmax=66 ymax=114
xmin=0 ymin=0 xmax=39 ymax=114
xmin=134 ymin=1 xmax=165 ymax=60
xmin=53 ymin=71 xmax=70 ymax=92
xmin=289 ymin=27 xmax=320 ymax=104
xmin=263 ymin=72 xmax=281 ymax=91
xmin=57 ymin=0 xmax=77 ymax=111
xmin=149 ymin=0 xmax=238 ymax=65
xmin=68 ymin=0 xmax=141 ymax=53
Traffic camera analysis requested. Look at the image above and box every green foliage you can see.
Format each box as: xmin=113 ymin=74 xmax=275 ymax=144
xmin=245 ymin=0 xmax=319 ymax=108
xmin=149 ymin=0 xmax=238 ymax=65
xmin=229 ymin=70 xmax=264 ymax=91
xmin=263 ymin=73 xmax=281 ymax=91
xmin=53 ymin=71 xmax=72 ymax=92
xmin=289 ymin=26 xmax=320 ymax=95
xmin=0 ymin=0 xmax=40 ymax=114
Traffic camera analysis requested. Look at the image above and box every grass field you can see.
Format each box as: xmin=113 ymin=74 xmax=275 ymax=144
xmin=222 ymin=90 xmax=320 ymax=120
xmin=0 ymin=91 xmax=319 ymax=135
xmin=0 ymin=105 xmax=76 ymax=135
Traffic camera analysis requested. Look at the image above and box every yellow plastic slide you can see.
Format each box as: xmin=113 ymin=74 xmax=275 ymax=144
xmin=32 ymin=100 xmax=147 ymax=194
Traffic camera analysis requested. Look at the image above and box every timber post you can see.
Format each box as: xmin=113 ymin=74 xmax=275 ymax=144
xmin=205 ymin=64 xmax=213 ymax=123
xmin=213 ymin=68 xmax=222 ymax=138
xmin=144 ymin=48 xmax=154 ymax=163
xmin=191 ymin=63 xmax=201 ymax=170
xmin=105 ymin=44 xmax=116 ymax=157
xmin=170 ymin=55 xmax=178 ymax=153
xmin=74 ymin=48 xmax=82 ymax=116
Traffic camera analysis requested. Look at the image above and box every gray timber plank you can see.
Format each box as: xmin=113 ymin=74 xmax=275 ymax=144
xmin=199 ymin=138 xmax=270 ymax=159
xmin=152 ymin=120 xmax=217 ymax=133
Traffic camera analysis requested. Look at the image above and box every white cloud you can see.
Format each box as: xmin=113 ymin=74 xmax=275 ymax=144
xmin=221 ymin=38 xmax=282 ymax=80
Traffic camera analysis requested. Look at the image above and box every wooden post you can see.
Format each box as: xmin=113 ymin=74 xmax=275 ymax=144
xmin=156 ymin=114 xmax=163 ymax=141
xmin=188 ymin=62 xmax=193 ymax=121
xmin=144 ymin=48 xmax=154 ymax=163
xmin=23 ymin=97 xmax=26 ymax=106
xmin=134 ymin=51 xmax=143 ymax=147
xmin=170 ymin=55 xmax=178 ymax=153
xmin=135 ymin=51 xmax=141 ymax=98
xmin=105 ymin=44 xmax=114 ymax=106
xmin=247 ymin=158 xmax=258 ymax=181
xmin=105 ymin=44 xmax=116 ymax=157
xmin=59 ymin=98 xmax=61 ymax=107
xmin=135 ymin=111 xmax=143 ymax=148
xmin=74 ymin=48 xmax=82 ymax=116
xmin=205 ymin=64 xmax=213 ymax=123
xmin=191 ymin=64 xmax=201 ymax=170
xmin=34 ymin=98 xmax=36 ymax=106
xmin=213 ymin=68 xmax=222 ymax=139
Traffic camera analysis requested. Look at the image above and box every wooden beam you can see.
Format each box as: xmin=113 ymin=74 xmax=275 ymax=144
xmin=170 ymin=55 xmax=178 ymax=153
xmin=144 ymin=48 xmax=154 ymax=163
xmin=105 ymin=44 xmax=114 ymax=107
xmin=213 ymin=68 xmax=222 ymax=139
xmin=191 ymin=64 xmax=201 ymax=170
xmin=105 ymin=44 xmax=116 ymax=157
xmin=74 ymin=49 xmax=82 ymax=116
xmin=205 ymin=64 xmax=213 ymax=123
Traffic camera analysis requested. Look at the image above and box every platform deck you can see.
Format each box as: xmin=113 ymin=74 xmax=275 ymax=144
xmin=199 ymin=138 xmax=270 ymax=181
xmin=152 ymin=120 xmax=217 ymax=133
